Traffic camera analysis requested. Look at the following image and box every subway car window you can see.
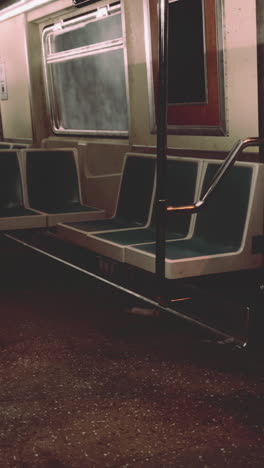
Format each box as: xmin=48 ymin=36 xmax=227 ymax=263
xmin=0 ymin=0 xmax=21 ymax=9
xmin=148 ymin=0 xmax=225 ymax=135
xmin=168 ymin=0 xmax=207 ymax=105
xmin=42 ymin=2 xmax=129 ymax=136
xmin=52 ymin=13 xmax=123 ymax=53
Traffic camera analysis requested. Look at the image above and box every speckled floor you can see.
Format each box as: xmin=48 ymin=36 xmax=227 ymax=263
xmin=0 ymin=238 xmax=263 ymax=468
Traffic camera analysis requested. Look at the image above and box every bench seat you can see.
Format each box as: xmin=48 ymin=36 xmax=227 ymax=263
xmin=80 ymin=158 xmax=204 ymax=262
xmin=21 ymin=149 xmax=104 ymax=225
xmin=0 ymin=151 xmax=46 ymax=230
xmin=125 ymin=161 xmax=264 ymax=279
xmin=56 ymin=153 xmax=157 ymax=247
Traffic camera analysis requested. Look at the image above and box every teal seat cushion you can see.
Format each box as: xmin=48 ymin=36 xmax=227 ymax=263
xmin=0 ymin=207 xmax=38 ymax=218
xmin=92 ymin=226 xmax=181 ymax=245
xmin=133 ymin=236 xmax=239 ymax=259
xmin=66 ymin=217 xmax=145 ymax=232
xmin=45 ymin=202 xmax=100 ymax=214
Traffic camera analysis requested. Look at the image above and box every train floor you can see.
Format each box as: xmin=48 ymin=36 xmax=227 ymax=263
xmin=0 ymin=237 xmax=263 ymax=468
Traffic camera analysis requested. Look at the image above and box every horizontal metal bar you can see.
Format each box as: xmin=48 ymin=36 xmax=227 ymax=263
xmin=167 ymin=203 xmax=197 ymax=213
xmin=170 ymin=297 xmax=192 ymax=302
xmin=167 ymin=137 xmax=264 ymax=213
xmin=47 ymin=40 xmax=123 ymax=63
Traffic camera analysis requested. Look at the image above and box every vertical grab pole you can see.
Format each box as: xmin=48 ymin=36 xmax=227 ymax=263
xmin=155 ymin=0 xmax=169 ymax=303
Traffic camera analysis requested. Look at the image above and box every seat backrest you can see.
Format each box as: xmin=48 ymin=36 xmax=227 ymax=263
xmin=150 ymin=158 xmax=201 ymax=237
xmin=12 ymin=144 xmax=30 ymax=149
xmin=0 ymin=151 xmax=24 ymax=210
xmin=115 ymin=154 xmax=156 ymax=224
xmin=194 ymin=162 xmax=253 ymax=250
xmin=25 ymin=150 xmax=81 ymax=211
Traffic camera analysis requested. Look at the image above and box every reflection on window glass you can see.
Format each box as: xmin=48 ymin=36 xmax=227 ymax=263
xmin=53 ymin=14 xmax=122 ymax=53
xmin=51 ymin=50 xmax=128 ymax=131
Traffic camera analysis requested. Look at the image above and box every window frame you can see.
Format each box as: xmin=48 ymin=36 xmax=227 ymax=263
xmin=145 ymin=0 xmax=226 ymax=136
xmin=42 ymin=2 xmax=130 ymax=137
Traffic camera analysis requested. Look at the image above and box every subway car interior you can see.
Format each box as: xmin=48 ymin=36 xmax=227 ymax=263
xmin=0 ymin=0 xmax=264 ymax=466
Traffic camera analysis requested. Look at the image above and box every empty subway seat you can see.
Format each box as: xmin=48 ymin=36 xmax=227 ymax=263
xmin=125 ymin=161 xmax=264 ymax=279
xmin=21 ymin=149 xmax=104 ymax=226
xmin=0 ymin=142 xmax=12 ymax=149
xmin=81 ymin=158 xmax=204 ymax=262
xmin=0 ymin=151 xmax=46 ymax=230
xmin=56 ymin=153 xmax=157 ymax=248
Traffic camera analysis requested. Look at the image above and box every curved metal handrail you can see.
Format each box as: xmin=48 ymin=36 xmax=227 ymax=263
xmin=166 ymin=137 xmax=264 ymax=214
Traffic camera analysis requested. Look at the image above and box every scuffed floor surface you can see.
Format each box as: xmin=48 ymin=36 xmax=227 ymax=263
xmin=0 ymin=239 xmax=263 ymax=467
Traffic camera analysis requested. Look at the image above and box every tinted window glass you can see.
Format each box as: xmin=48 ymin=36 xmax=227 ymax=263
xmin=51 ymin=48 xmax=128 ymax=131
xmin=168 ymin=0 xmax=207 ymax=104
xmin=53 ymin=13 xmax=122 ymax=53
